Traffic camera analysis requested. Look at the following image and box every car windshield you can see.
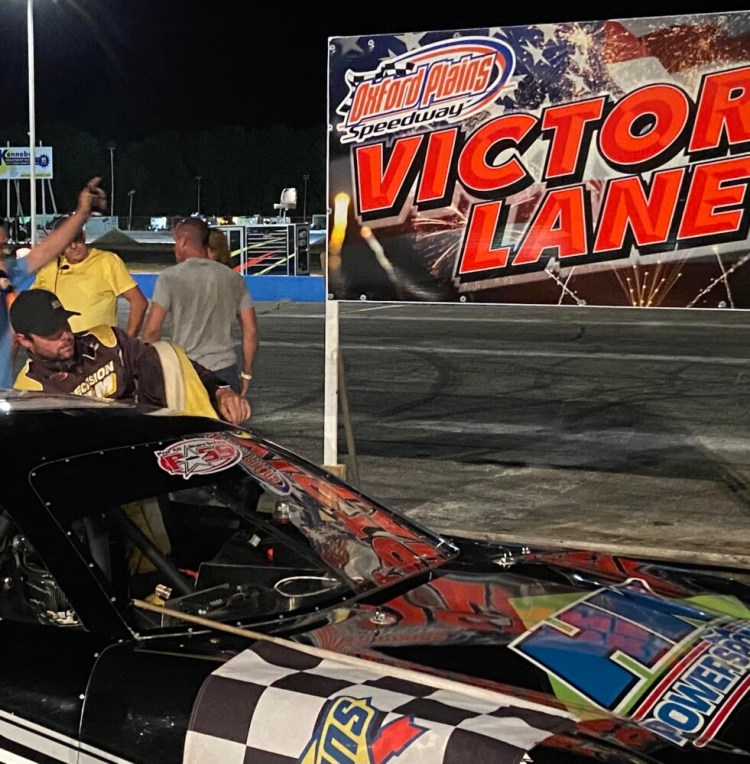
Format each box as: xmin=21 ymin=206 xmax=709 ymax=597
xmin=27 ymin=429 xmax=457 ymax=629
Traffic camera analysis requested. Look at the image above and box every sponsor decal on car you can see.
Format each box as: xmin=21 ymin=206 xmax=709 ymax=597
xmin=509 ymin=578 xmax=750 ymax=747
xmin=238 ymin=448 xmax=293 ymax=495
xmin=184 ymin=641 xmax=569 ymax=763
xmin=155 ymin=436 xmax=242 ymax=479
xmin=298 ymin=696 xmax=425 ymax=764
xmin=633 ymin=621 xmax=750 ymax=747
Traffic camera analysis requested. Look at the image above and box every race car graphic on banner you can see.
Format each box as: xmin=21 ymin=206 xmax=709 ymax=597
xmin=327 ymin=12 xmax=750 ymax=308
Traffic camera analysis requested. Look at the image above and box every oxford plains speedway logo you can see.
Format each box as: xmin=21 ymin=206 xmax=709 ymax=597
xmin=336 ymin=37 xmax=515 ymax=144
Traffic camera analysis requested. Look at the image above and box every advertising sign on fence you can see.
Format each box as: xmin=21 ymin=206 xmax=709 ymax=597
xmin=327 ymin=13 xmax=750 ymax=308
xmin=0 ymin=146 xmax=53 ymax=180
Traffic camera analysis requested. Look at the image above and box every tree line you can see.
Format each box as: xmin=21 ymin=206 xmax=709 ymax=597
xmin=3 ymin=121 xmax=326 ymax=220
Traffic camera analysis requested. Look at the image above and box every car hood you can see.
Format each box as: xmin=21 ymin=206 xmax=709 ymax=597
xmin=306 ymin=567 xmax=750 ymax=758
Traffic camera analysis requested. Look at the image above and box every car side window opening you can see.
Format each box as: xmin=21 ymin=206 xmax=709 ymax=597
xmin=0 ymin=482 xmax=344 ymax=631
xmin=0 ymin=511 xmax=81 ymax=628
xmin=23 ymin=433 xmax=455 ymax=631
xmin=88 ymin=481 xmax=348 ymax=629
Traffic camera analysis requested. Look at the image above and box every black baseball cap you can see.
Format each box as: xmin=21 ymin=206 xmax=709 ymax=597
xmin=10 ymin=289 xmax=80 ymax=337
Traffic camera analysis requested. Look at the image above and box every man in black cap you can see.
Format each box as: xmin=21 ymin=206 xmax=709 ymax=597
xmin=10 ymin=288 xmax=250 ymax=425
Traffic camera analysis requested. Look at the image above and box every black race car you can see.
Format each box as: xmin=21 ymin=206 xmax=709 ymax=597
xmin=3 ymin=391 xmax=750 ymax=763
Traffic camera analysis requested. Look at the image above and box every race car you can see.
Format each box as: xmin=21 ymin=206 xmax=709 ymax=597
xmin=2 ymin=390 xmax=750 ymax=763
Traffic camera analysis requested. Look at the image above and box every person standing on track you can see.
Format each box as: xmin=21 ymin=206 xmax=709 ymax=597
xmin=31 ymin=215 xmax=147 ymax=337
xmin=143 ymin=217 xmax=258 ymax=396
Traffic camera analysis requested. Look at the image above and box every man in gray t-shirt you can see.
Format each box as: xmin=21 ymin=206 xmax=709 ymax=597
xmin=142 ymin=218 xmax=258 ymax=395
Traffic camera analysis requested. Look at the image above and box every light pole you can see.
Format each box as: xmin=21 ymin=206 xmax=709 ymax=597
xmin=107 ymin=140 xmax=116 ymax=217
xmin=195 ymin=176 xmax=202 ymax=215
xmin=27 ymin=0 xmax=37 ymax=244
xmin=127 ymin=189 xmax=135 ymax=230
xmin=302 ymin=174 xmax=310 ymax=223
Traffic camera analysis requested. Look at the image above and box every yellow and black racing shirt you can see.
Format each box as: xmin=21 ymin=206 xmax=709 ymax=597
xmin=14 ymin=325 xmax=222 ymax=418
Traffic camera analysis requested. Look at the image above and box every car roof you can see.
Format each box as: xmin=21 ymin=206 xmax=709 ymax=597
xmin=0 ymin=390 xmax=232 ymax=469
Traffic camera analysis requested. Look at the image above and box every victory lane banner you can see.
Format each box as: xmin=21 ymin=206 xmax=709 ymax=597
xmin=327 ymin=12 xmax=750 ymax=308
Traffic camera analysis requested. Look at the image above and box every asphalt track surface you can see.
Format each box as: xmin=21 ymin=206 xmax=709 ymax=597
xmin=106 ymin=300 xmax=750 ymax=566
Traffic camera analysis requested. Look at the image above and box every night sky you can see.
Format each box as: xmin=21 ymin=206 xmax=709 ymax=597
xmin=1 ymin=0 xmax=748 ymax=143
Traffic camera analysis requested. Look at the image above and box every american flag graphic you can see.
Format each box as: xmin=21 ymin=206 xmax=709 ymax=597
xmin=328 ymin=12 xmax=750 ymax=308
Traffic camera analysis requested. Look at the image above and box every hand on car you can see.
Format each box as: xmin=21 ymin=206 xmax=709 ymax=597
xmin=215 ymin=387 xmax=251 ymax=424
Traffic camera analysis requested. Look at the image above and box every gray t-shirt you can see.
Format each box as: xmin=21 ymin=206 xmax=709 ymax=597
xmin=151 ymin=258 xmax=253 ymax=370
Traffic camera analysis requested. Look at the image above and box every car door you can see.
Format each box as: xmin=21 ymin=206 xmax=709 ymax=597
xmin=79 ymin=636 xmax=240 ymax=764
xmin=0 ymin=573 xmax=111 ymax=761
xmin=0 ymin=502 xmax=127 ymax=762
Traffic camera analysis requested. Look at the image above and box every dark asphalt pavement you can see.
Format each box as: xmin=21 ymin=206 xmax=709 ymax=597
xmin=99 ymin=299 xmax=750 ymax=567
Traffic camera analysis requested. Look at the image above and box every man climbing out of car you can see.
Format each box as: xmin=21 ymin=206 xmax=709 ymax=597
xmin=9 ymin=288 xmax=250 ymax=424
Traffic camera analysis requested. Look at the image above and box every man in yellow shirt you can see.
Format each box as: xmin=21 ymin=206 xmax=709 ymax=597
xmin=31 ymin=218 xmax=148 ymax=336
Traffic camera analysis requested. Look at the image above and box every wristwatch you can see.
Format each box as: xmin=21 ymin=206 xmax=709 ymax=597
xmin=240 ymin=371 xmax=253 ymax=381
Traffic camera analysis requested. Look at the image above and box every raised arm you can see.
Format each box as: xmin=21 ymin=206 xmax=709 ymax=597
xmin=25 ymin=178 xmax=105 ymax=273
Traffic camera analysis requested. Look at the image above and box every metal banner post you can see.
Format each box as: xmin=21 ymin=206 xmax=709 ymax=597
xmin=323 ymin=299 xmax=340 ymax=473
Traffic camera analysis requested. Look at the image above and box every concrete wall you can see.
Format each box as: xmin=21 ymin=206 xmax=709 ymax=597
xmin=132 ymin=273 xmax=326 ymax=303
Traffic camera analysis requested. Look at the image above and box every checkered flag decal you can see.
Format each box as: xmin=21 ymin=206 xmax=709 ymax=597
xmin=184 ymin=641 xmax=572 ymax=763
xmin=338 ymin=61 xmax=417 ymax=117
